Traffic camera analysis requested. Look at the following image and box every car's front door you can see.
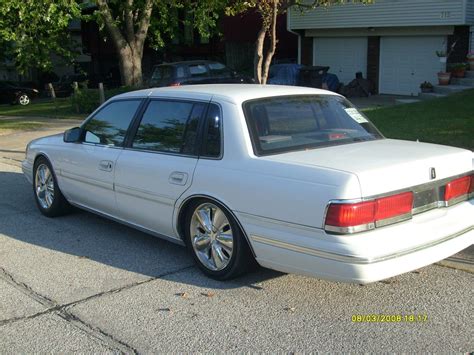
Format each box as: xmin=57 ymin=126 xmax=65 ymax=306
xmin=58 ymin=99 xmax=142 ymax=216
xmin=114 ymin=99 xmax=207 ymax=238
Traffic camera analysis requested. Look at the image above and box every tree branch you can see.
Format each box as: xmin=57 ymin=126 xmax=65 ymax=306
xmin=96 ymin=0 xmax=127 ymax=50
xmin=125 ymin=0 xmax=135 ymax=44
xmin=135 ymin=0 xmax=153 ymax=53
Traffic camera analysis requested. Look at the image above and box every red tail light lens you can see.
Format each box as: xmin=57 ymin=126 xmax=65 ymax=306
xmin=375 ymin=192 xmax=413 ymax=220
xmin=325 ymin=192 xmax=413 ymax=233
xmin=169 ymin=82 xmax=181 ymax=87
xmin=444 ymin=176 xmax=471 ymax=201
xmin=325 ymin=201 xmax=375 ymax=228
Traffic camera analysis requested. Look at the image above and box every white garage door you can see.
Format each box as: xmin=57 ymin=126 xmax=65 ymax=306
xmin=380 ymin=36 xmax=446 ymax=95
xmin=313 ymin=37 xmax=368 ymax=85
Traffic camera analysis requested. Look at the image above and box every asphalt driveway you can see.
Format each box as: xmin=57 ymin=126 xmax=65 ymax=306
xmin=0 ymin=159 xmax=473 ymax=352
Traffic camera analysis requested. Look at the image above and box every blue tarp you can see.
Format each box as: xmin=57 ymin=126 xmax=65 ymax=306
xmin=268 ymin=63 xmax=340 ymax=92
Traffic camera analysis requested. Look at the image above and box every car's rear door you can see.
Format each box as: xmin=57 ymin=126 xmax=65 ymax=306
xmin=58 ymin=99 xmax=142 ymax=216
xmin=113 ymin=98 xmax=208 ymax=238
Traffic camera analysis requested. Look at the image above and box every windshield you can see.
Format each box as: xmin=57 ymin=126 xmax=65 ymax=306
xmin=243 ymin=95 xmax=383 ymax=156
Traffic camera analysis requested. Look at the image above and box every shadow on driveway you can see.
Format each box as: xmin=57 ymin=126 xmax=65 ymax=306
xmin=0 ymin=170 xmax=283 ymax=290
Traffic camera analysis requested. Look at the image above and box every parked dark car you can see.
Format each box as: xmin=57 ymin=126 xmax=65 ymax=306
xmin=52 ymin=74 xmax=88 ymax=97
xmin=148 ymin=60 xmax=253 ymax=87
xmin=0 ymin=81 xmax=39 ymax=106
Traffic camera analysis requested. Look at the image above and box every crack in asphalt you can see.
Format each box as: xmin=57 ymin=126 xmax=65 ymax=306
xmin=0 ymin=264 xmax=195 ymax=353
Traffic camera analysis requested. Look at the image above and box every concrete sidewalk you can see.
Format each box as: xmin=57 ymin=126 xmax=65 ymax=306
xmin=0 ymin=116 xmax=82 ymax=166
xmin=0 ymin=115 xmax=472 ymax=274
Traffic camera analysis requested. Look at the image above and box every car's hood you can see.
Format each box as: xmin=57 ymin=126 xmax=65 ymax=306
xmin=263 ymin=139 xmax=473 ymax=196
xmin=29 ymin=133 xmax=64 ymax=147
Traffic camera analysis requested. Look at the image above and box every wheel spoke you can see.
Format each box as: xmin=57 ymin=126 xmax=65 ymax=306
xmin=212 ymin=208 xmax=227 ymax=232
xmin=211 ymin=243 xmax=225 ymax=269
xmin=196 ymin=208 xmax=212 ymax=233
xmin=216 ymin=232 xmax=233 ymax=252
xmin=193 ymin=233 xmax=211 ymax=251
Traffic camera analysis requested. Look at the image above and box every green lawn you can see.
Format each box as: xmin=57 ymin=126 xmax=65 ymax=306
xmin=363 ymin=89 xmax=474 ymax=151
xmin=0 ymin=98 xmax=82 ymax=119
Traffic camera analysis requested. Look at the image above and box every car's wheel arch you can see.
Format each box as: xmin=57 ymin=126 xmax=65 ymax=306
xmin=176 ymin=194 xmax=256 ymax=258
xmin=33 ymin=152 xmax=63 ymax=191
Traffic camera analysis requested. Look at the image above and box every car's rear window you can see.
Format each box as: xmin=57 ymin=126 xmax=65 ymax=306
xmin=243 ymin=95 xmax=383 ymax=156
xmin=189 ymin=64 xmax=209 ymax=77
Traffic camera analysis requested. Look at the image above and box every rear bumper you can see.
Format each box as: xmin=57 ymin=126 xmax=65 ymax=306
xmin=240 ymin=199 xmax=474 ymax=283
xmin=252 ymin=226 xmax=473 ymax=284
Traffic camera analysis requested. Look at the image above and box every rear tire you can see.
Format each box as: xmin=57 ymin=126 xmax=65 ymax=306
xmin=33 ymin=157 xmax=71 ymax=217
xmin=184 ymin=199 xmax=255 ymax=280
xmin=17 ymin=93 xmax=30 ymax=106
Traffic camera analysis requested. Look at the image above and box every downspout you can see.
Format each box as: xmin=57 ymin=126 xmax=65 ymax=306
xmin=287 ymin=7 xmax=301 ymax=64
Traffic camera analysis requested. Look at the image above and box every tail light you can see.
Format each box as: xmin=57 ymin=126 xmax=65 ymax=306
xmin=169 ymin=82 xmax=181 ymax=87
xmin=444 ymin=176 xmax=471 ymax=203
xmin=325 ymin=192 xmax=413 ymax=234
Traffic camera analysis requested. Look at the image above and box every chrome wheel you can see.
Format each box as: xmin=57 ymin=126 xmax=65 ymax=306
xmin=18 ymin=94 xmax=30 ymax=106
xmin=190 ymin=203 xmax=234 ymax=271
xmin=35 ymin=164 xmax=54 ymax=209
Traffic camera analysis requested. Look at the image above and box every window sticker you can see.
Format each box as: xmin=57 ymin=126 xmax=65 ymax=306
xmin=345 ymin=108 xmax=369 ymax=124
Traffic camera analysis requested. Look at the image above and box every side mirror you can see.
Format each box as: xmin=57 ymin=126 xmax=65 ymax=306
xmin=63 ymin=127 xmax=82 ymax=143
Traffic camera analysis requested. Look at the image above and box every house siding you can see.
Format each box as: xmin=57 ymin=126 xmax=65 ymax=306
xmin=466 ymin=0 xmax=474 ymax=24
xmin=289 ymin=0 xmax=467 ymax=30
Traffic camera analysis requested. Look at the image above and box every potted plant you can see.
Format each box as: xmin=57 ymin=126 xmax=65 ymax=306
xmin=437 ymin=72 xmax=451 ymax=85
xmin=467 ymin=52 xmax=474 ymax=71
xmin=420 ymin=81 xmax=434 ymax=93
xmin=436 ymin=50 xmax=447 ymax=63
xmin=449 ymin=63 xmax=467 ymax=78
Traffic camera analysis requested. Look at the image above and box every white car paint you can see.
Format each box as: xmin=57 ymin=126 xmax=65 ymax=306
xmin=22 ymin=84 xmax=474 ymax=283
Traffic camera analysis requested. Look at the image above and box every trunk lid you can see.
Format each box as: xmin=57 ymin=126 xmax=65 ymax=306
xmin=264 ymin=139 xmax=473 ymax=197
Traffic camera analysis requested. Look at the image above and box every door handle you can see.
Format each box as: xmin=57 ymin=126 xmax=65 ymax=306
xmin=99 ymin=160 xmax=113 ymax=172
xmin=169 ymin=171 xmax=188 ymax=185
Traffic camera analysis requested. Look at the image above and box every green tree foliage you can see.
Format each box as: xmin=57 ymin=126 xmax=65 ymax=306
xmin=0 ymin=0 xmax=82 ymax=74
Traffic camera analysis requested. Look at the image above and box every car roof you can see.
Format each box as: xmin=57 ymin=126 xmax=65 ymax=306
xmin=114 ymin=84 xmax=341 ymax=105
xmin=153 ymin=60 xmax=221 ymax=67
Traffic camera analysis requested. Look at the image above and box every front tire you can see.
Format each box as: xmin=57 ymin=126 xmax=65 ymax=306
xmin=33 ymin=157 xmax=71 ymax=217
xmin=185 ymin=199 xmax=255 ymax=280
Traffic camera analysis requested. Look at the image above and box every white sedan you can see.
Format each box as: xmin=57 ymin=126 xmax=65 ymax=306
xmin=22 ymin=85 xmax=473 ymax=283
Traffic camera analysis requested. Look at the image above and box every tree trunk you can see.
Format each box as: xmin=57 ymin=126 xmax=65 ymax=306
xmin=118 ymin=45 xmax=143 ymax=87
xmin=261 ymin=1 xmax=278 ymax=85
xmin=254 ymin=28 xmax=266 ymax=84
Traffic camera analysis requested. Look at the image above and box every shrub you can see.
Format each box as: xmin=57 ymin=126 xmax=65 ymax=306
xmin=70 ymin=86 xmax=137 ymax=114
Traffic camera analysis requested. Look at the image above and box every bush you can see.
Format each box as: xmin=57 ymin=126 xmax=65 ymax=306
xmin=70 ymin=86 xmax=137 ymax=114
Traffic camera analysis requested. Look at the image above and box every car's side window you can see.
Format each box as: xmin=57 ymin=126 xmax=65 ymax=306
xmin=200 ymin=104 xmax=222 ymax=158
xmin=132 ymin=100 xmax=205 ymax=155
xmin=82 ymin=100 xmax=141 ymax=147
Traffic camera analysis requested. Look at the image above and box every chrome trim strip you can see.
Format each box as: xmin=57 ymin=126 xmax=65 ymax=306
xmin=251 ymin=225 xmax=474 ymax=264
xmin=375 ymin=212 xmax=412 ymax=228
xmin=114 ymin=183 xmax=175 ymax=206
xmin=60 ymin=170 xmax=113 ymax=191
xmin=69 ymin=201 xmax=185 ymax=246
xmin=324 ymin=223 xmax=375 ymax=234
xmin=236 ymin=211 xmax=322 ymax=232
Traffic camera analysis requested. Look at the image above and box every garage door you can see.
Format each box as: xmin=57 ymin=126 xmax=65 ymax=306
xmin=380 ymin=36 xmax=446 ymax=95
xmin=313 ymin=37 xmax=368 ymax=85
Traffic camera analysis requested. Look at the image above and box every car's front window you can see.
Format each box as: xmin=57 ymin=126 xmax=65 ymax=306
xmin=243 ymin=95 xmax=383 ymax=156
xmin=82 ymin=100 xmax=141 ymax=146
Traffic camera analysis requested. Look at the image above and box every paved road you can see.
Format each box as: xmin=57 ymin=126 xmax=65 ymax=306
xmin=0 ymin=160 xmax=473 ymax=353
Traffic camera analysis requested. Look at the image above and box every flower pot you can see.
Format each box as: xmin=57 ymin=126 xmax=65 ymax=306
xmin=421 ymin=87 xmax=433 ymax=93
xmin=451 ymin=68 xmax=466 ymax=78
xmin=437 ymin=72 xmax=451 ymax=85
xmin=439 ymin=57 xmax=447 ymax=63
xmin=468 ymin=56 xmax=474 ymax=71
